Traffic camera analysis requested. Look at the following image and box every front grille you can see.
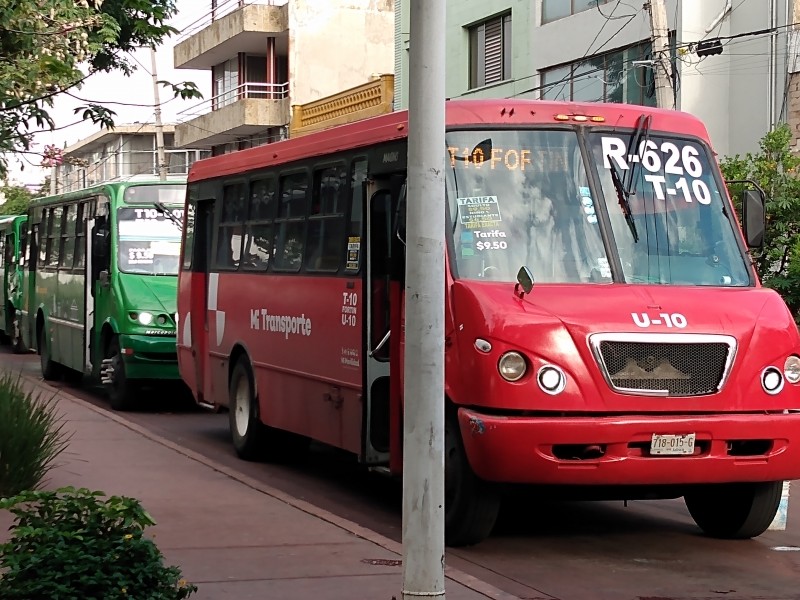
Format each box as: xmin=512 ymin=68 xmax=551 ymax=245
xmin=591 ymin=334 xmax=735 ymax=396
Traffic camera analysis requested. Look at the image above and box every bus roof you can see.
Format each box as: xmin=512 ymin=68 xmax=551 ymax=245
xmin=28 ymin=177 xmax=187 ymax=209
xmin=188 ymin=98 xmax=710 ymax=182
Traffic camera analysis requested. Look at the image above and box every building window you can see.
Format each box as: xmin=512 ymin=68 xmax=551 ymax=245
xmin=469 ymin=13 xmax=511 ymax=89
xmin=212 ymin=58 xmax=239 ymax=109
xmin=540 ymin=40 xmax=660 ymax=107
xmin=542 ymin=0 xmax=612 ymax=23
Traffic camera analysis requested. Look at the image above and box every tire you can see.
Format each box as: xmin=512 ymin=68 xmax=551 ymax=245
xmin=444 ymin=410 xmax=501 ymax=546
xmin=229 ymin=358 xmax=269 ymax=460
xmin=228 ymin=358 xmax=311 ymax=462
xmin=39 ymin=326 xmax=62 ymax=381
xmin=105 ymin=337 xmax=138 ymax=411
xmin=685 ymin=481 xmax=783 ymax=539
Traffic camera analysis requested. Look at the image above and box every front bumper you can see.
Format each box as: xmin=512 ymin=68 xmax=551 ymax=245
xmin=118 ymin=333 xmax=179 ymax=380
xmin=458 ymin=408 xmax=800 ymax=486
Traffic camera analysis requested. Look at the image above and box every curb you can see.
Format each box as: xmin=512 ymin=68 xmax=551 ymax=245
xmin=23 ymin=373 xmax=521 ymax=600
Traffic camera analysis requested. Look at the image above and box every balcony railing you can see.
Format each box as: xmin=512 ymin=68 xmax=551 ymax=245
xmin=176 ymin=82 xmax=289 ymax=122
xmin=176 ymin=0 xmax=289 ymax=43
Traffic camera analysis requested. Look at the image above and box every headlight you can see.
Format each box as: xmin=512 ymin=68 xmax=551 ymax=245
xmin=785 ymin=356 xmax=800 ymax=384
xmin=138 ymin=312 xmax=153 ymax=325
xmin=498 ymin=351 xmax=527 ymax=382
xmin=762 ymin=366 xmax=784 ymax=395
xmin=537 ymin=364 xmax=567 ymax=395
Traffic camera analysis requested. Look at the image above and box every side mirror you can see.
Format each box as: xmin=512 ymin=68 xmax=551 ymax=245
xmin=742 ymin=189 xmax=765 ymax=248
xmin=99 ymin=270 xmax=109 ymax=287
xmin=515 ymin=266 xmax=534 ymax=297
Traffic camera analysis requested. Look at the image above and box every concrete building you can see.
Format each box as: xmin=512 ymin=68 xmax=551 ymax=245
xmin=57 ymin=125 xmax=209 ymax=193
xmin=172 ymin=0 xmax=394 ymax=154
xmin=394 ymin=0 xmax=791 ymax=159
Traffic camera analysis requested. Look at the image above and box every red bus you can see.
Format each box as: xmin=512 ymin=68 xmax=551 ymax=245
xmin=177 ymin=99 xmax=800 ymax=546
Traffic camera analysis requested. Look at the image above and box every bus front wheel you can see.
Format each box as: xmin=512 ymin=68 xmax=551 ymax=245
xmin=103 ymin=337 xmax=138 ymax=411
xmin=39 ymin=327 xmax=62 ymax=381
xmin=445 ymin=410 xmax=501 ymax=546
xmin=684 ymin=481 xmax=783 ymax=539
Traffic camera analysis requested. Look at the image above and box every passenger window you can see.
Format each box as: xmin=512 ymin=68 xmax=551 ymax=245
xmin=182 ymin=185 xmax=198 ymax=270
xmin=274 ymin=172 xmax=308 ymax=271
xmin=306 ymin=164 xmax=347 ymax=272
xmin=214 ymin=183 xmax=247 ymax=270
xmin=59 ymin=204 xmax=76 ymax=269
xmin=345 ymin=159 xmax=368 ymax=273
xmin=46 ymin=207 xmax=62 ymax=268
xmin=38 ymin=210 xmax=48 ymax=265
xmin=242 ymin=178 xmax=276 ymax=271
xmin=74 ymin=203 xmax=87 ymax=270
xmin=4 ymin=234 xmax=13 ymax=266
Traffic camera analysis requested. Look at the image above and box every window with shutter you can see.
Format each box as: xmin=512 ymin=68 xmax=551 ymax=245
xmin=469 ymin=13 xmax=511 ymax=90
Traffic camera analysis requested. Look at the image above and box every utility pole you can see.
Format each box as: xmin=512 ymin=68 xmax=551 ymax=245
xmin=647 ymin=0 xmax=675 ymax=109
xmin=402 ymin=0 xmax=446 ymax=598
xmin=150 ymin=46 xmax=168 ymax=181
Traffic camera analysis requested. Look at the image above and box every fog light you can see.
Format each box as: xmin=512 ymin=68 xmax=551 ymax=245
xmin=762 ymin=367 xmax=784 ymax=394
xmin=498 ymin=352 xmax=527 ymax=382
xmin=537 ymin=365 xmax=567 ymax=395
xmin=784 ymin=356 xmax=800 ymax=384
xmin=157 ymin=314 xmax=168 ymax=326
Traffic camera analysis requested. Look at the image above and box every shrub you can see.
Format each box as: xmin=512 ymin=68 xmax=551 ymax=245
xmin=0 ymin=371 xmax=68 ymax=496
xmin=0 ymin=487 xmax=198 ymax=599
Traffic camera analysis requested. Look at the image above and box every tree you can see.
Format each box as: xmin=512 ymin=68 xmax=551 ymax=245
xmin=719 ymin=124 xmax=800 ymax=320
xmin=0 ymin=184 xmax=38 ymax=216
xmin=0 ymin=0 xmax=200 ymax=176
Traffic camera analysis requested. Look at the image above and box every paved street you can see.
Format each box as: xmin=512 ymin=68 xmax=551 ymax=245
xmin=4 ymin=347 xmax=800 ymax=599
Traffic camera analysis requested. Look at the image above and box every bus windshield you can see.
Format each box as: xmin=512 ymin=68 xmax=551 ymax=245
xmin=117 ymin=207 xmax=183 ymax=275
xmin=588 ymin=130 xmax=750 ymax=286
xmin=446 ymin=129 xmax=610 ymax=283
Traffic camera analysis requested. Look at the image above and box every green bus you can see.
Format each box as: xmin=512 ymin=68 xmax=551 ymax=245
xmin=20 ymin=178 xmax=186 ymax=409
xmin=0 ymin=214 xmax=28 ymax=353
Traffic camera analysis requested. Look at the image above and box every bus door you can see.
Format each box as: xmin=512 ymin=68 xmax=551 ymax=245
xmin=363 ymin=183 xmax=392 ymax=464
xmin=89 ymin=199 xmax=112 ymax=371
xmin=363 ymin=175 xmax=406 ymax=470
xmin=188 ymin=199 xmax=215 ymax=405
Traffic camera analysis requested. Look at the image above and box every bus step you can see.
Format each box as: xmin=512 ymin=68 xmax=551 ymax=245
xmin=100 ymin=358 xmax=114 ymax=385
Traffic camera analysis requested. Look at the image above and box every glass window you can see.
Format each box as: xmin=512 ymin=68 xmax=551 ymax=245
xmin=542 ymin=0 xmax=612 ymax=23
xmin=540 ymin=39 xmax=661 ymax=107
xmin=242 ymin=178 xmax=277 ymax=271
xmin=345 ymin=159 xmax=368 ymax=272
xmin=123 ymin=184 xmax=186 ymax=205
xmin=46 ymin=207 xmax=62 ymax=268
xmin=59 ymin=204 xmax=76 ymax=269
xmin=306 ymin=165 xmax=347 ymax=272
xmin=182 ymin=185 xmax=198 ymax=270
xmin=445 ymin=129 xmax=610 ymax=284
xmin=117 ymin=206 xmax=183 ymax=275
xmin=469 ymin=13 xmax=511 ymax=89
xmin=274 ymin=172 xmax=308 ymax=271
xmin=214 ymin=183 xmax=247 ymax=270
xmin=74 ymin=203 xmax=87 ymax=270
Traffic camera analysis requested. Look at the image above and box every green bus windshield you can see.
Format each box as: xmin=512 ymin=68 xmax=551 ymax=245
xmin=117 ymin=207 xmax=182 ymax=275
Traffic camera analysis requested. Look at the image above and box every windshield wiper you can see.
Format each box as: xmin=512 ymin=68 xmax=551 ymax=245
xmin=623 ymin=114 xmax=653 ymax=196
xmin=609 ymin=163 xmax=639 ymax=243
xmin=153 ymin=202 xmax=183 ymax=232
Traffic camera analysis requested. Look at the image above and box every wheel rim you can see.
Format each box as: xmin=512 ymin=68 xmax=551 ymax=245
xmin=234 ymin=376 xmax=250 ymax=437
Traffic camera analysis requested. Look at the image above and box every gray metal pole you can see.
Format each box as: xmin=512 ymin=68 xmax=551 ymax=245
xmin=150 ymin=46 xmax=168 ymax=181
xmin=402 ymin=0 xmax=446 ymax=598
xmin=647 ymin=0 xmax=674 ymax=109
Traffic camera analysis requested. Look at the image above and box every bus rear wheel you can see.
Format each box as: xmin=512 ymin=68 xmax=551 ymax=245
xmin=445 ymin=410 xmax=501 ymax=546
xmin=684 ymin=481 xmax=783 ymax=539
xmin=229 ymin=358 xmax=269 ymax=460
xmin=39 ymin=326 xmax=62 ymax=381
xmin=103 ymin=337 xmax=138 ymax=411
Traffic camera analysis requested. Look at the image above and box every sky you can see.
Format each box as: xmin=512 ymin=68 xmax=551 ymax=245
xmin=6 ymin=0 xmax=212 ymax=187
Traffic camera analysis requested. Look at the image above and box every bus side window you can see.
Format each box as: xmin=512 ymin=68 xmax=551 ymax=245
xmin=306 ymin=164 xmax=347 ymax=272
xmin=214 ymin=183 xmax=246 ymax=270
xmin=274 ymin=172 xmax=308 ymax=271
xmin=45 ymin=207 xmax=63 ymax=269
xmin=242 ymin=178 xmax=276 ymax=271
xmin=38 ymin=210 xmax=48 ymax=266
xmin=91 ymin=215 xmax=110 ymax=282
xmin=0 ymin=235 xmax=5 ymax=268
xmin=344 ymin=158 xmax=367 ymax=273
xmin=5 ymin=233 xmax=14 ymax=267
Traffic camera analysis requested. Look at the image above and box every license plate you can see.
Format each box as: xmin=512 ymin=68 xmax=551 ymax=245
xmin=650 ymin=433 xmax=696 ymax=456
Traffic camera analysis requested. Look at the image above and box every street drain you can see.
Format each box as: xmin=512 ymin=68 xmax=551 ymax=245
xmin=362 ymin=558 xmax=402 ymax=566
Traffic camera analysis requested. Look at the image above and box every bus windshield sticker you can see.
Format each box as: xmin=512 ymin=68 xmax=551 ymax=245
xmin=461 ymin=229 xmax=508 ymax=253
xmin=599 ymin=136 xmax=712 ymax=205
xmin=346 ymin=236 xmax=360 ymax=270
xmin=457 ymin=196 xmax=502 ymax=229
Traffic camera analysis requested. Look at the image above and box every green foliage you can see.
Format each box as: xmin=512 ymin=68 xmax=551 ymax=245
xmin=0 ymin=0 xmax=202 ymax=176
xmin=0 ymin=487 xmax=198 ymax=600
xmin=719 ymin=123 xmax=800 ymax=320
xmin=0 ymin=184 xmax=36 ymax=216
xmin=0 ymin=372 xmax=68 ymax=497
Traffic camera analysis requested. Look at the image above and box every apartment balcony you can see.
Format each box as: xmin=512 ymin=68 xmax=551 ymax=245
xmin=174 ymin=0 xmax=288 ymax=70
xmin=175 ymin=82 xmax=290 ymax=149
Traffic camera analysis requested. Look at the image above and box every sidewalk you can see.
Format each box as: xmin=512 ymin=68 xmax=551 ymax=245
xmin=1 ymin=373 xmax=519 ymax=600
